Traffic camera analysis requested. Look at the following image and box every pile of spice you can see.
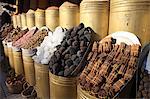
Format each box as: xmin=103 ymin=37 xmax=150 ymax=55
xmin=4 ymin=27 xmax=21 ymax=43
xmin=12 ymin=28 xmax=29 ymax=44
xmin=13 ymin=27 xmax=38 ymax=48
xmin=32 ymin=26 xmax=67 ymax=65
xmin=0 ymin=23 xmax=13 ymax=40
xmin=20 ymin=27 xmax=49 ymax=49
xmin=49 ymin=23 xmax=93 ymax=77
xmin=79 ymin=38 xmax=141 ymax=98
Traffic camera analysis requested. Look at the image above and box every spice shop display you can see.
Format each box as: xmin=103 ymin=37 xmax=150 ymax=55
xmin=32 ymin=26 xmax=66 ymax=65
xmin=12 ymin=27 xmax=38 ymax=86
xmin=78 ymin=32 xmax=141 ymax=98
xmin=49 ymin=23 xmax=94 ymax=99
xmin=12 ymin=28 xmax=29 ymax=45
xmin=0 ymin=23 xmax=13 ymax=40
xmin=4 ymin=27 xmax=22 ymax=69
xmin=20 ymin=27 xmax=49 ymax=49
xmin=49 ymin=23 xmax=93 ymax=77
xmin=33 ymin=26 xmax=66 ymax=99
xmin=13 ymin=27 xmax=38 ymax=48
xmin=4 ymin=27 xmax=28 ymax=74
xmin=4 ymin=27 xmax=21 ymax=43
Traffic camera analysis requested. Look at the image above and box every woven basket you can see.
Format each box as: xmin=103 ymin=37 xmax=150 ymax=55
xmin=6 ymin=81 xmax=23 ymax=94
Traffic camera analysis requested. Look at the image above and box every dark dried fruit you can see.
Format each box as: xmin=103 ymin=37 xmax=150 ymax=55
xmin=71 ymin=54 xmax=77 ymax=61
xmin=64 ymin=54 xmax=71 ymax=59
xmin=73 ymin=36 xmax=79 ymax=41
xmin=59 ymin=47 xmax=66 ymax=53
xmin=67 ymin=38 xmax=74 ymax=45
xmin=78 ymin=28 xmax=85 ymax=37
xmin=65 ymin=59 xmax=73 ymax=67
xmin=61 ymin=60 xmax=65 ymax=67
xmin=64 ymin=69 xmax=72 ymax=77
xmin=77 ymin=51 xmax=84 ymax=58
xmin=72 ymin=41 xmax=79 ymax=46
xmin=80 ymin=41 xmax=86 ymax=47
xmin=74 ymin=58 xmax=80 ymax=66
xmin=85 ymin=33 xmax=91 ymax=41
xmin=80 ymin=47 xmax=87 ymax=52
xmin=69 ymin=47 xmax=77 ymax=55
xmin=49 ymin=23 xmax=92 ymax=77
xmin=61 ymin=40 xmax=68 ymax=47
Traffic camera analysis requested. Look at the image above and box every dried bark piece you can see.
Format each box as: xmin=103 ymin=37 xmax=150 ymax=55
xmin=106 ymin=70 xmax=118 ymax=84
xmin=118 ymin=64 xmax=127 ymax=75
xmin=98 ymin=43 xmax=103 ymax=53
xmin=114 ymin=43 xmax=126 ymax=59
xmin=91 ymin=52 xmax=98 ymax=62
xmin=92 ymin=42 xmax=98 ymax=52
xmin=128 ymin=56 xmax=137 ymax=68
xmin=131 ymin=44 xmax=140 ymax=57
xmin=80 ymin=61 xmax=94 ymax=80
xmin=113 ymin=79 xmax=125 ymax=93
xmin=86 ymin=62 xmax=98 ymax=82
xmin=88 ymin=60 xmax=103 ymax=84
xmin=87 ymin=52 xmax=93 ymax=61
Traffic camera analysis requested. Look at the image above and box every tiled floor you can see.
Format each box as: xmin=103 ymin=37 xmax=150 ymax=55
xmin=0 ymin=65 xmax=22 ymax=99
